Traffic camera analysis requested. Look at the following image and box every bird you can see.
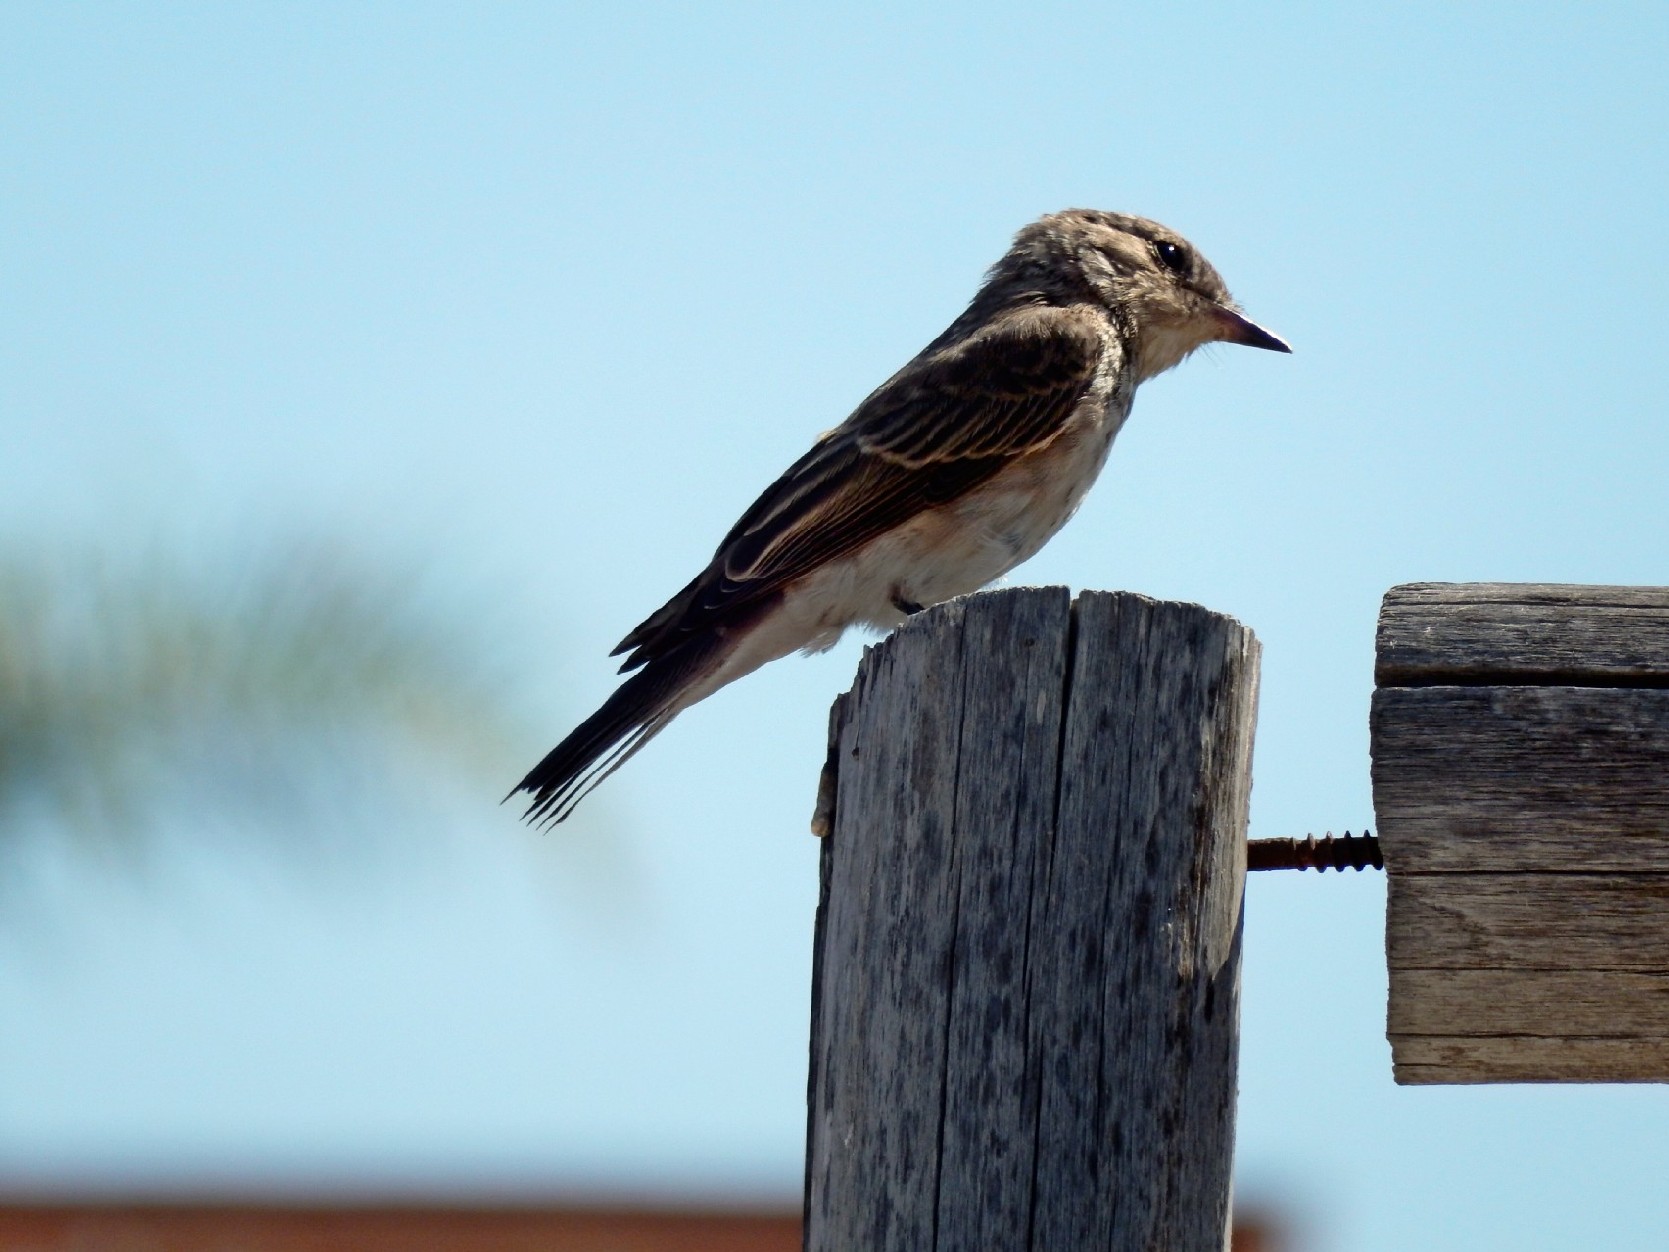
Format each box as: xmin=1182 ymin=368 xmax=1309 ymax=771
xmin=513 ymin=209 xmax=1289 ymax=824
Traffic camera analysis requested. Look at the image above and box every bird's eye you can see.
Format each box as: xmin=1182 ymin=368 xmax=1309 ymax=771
xmin=1154 ymin=240 xmax=1189 ymax=274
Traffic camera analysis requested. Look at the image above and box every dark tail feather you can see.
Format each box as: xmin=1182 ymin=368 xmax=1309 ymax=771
xmin=510 ymin=631 xmax=727 ymax=826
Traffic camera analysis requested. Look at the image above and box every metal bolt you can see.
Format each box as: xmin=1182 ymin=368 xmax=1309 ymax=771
xmin=1247 ymin=830 xmax=1382 ymax=872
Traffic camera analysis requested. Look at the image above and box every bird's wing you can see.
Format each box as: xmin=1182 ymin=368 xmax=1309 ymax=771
xmin=612 ymin=305 xmax=1107 ymax=670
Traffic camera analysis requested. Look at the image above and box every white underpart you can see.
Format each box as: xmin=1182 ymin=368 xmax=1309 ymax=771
xmin=668 ymin=368 xmax=1136 ymax=717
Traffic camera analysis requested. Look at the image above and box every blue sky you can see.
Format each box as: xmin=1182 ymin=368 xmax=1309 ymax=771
xmin=3 ymin=3 xmax=1668 ymax=1248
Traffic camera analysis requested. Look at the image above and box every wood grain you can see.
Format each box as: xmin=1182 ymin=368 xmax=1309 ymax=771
xmin=804 ymin=587 xmax=1258 ymax=1252
xmin=1388 ymin=969 xmax=1669 ymax=1036
xmin=805 ymin=593 xmax=985 ymax=1252
xmin=1376 ymin=582 xmax=1669 ymax=686
xmin=1370 ymin=685 xmax=1669 ymax=873
xmin=1391 ymin=1035 xmax=1669 ymax=1084
xmin=1029 ymin=592 xmax=1257 ymax=1252
xmin=1373 ymin=582 xmax=1669 ymax=1084
xmin=1387 ymin=873 xmax=1669 ymax=970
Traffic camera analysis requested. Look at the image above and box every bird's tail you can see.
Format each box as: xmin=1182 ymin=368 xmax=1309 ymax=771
xmin=509 ymin=629 xmax=732 ymax=826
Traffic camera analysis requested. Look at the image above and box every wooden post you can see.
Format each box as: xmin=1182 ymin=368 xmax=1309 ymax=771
xmin=804 ymin=587 xmax=1259 ymax=1251
xmin=1372 ymin=582 xmax=1669 ymax=1083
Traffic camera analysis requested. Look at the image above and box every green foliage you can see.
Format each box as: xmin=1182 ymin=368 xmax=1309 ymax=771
xmin=0 ymin=543 xmax=526 ymax=847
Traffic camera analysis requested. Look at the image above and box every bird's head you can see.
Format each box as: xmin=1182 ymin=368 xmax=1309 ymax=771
xmin=1012 ymin=209 xmax=1290 ymax=381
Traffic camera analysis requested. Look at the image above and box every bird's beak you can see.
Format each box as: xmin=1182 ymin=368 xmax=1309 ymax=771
xmin=1212 ymin=306 xmax=1291 ymax=353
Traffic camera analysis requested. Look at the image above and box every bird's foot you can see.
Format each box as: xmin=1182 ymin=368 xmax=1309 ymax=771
xmin=890 ymin=590 xmax=927 ymax=616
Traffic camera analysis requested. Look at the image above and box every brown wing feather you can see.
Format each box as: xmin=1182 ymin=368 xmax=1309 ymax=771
xmin=612 ymin=305 xmax=1105 ymax=671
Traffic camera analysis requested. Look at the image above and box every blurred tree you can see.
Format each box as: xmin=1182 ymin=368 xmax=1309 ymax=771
xmin=0 ymin=541 xmax=527 ymax=871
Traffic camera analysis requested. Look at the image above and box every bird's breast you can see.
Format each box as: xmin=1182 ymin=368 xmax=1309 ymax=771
xmin=949 ymin=393 xmax=1126 ymax=571
xmin=777 ymin=387 xmax=1131 ymax=646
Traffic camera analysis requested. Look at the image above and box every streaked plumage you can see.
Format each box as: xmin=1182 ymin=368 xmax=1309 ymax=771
xmin=514 ymin=210 xmax=1289 ymax=823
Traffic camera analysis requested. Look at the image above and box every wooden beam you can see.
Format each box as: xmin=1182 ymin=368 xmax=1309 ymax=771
xmin=1387 ymin=873 xmax=1669 ymax=969
xmin=1390 ymin=1036 xmax=1669 ymax=1084
xmin=1372 ymin=582 xmax=1669 ymax=1083
xmin=1389 ymin=969 xmax=1669 ymax=1036
xmin=1375 ymin=582 xmax=1669 ymax=687
xmin=1371 ymin=685 xmax=1669 ymax=873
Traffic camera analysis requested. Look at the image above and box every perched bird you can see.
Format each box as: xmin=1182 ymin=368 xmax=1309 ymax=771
xmin=514 ymin=209 xmax=1288 ymax=823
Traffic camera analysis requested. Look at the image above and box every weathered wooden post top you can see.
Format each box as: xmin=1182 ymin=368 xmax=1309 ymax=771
xmin=806 ymin=587 xmax=1256 ymax=1250
xmin=1371 ymin=582 xmax=1669 ymax=1084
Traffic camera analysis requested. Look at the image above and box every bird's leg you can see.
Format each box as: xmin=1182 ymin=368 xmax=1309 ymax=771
xmin=890 ymin=589 xmax=927 ymax=616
